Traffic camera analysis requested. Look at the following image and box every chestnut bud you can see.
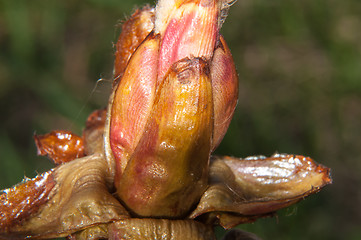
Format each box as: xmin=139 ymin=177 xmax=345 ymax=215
xmin=105 ymin=0 xmax=238 ymax=217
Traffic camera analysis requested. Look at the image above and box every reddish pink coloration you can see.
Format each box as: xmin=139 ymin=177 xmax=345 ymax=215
xmin=116 ymin=58 xmax=213 ymax=217
xmin=158 ymin=3 xmax=219 ymax=80
xmin=110 ymin=1 xmax=224 ymax=180
xmin=0 ymin=1 xmax=333 ymax=239
xmin=110 ymin=34 xmax=160 ymax=176
xmin=211 ymin=36 xmax=239 ymax=150
xmin=109 ymin=0 xmax=237 ymax=218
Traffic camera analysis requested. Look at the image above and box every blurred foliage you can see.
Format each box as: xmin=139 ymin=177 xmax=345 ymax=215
xmin=0 ymin=0 xmax=360 ymax=239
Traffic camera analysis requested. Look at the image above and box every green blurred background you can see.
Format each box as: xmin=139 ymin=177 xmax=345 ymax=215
xmin=0 ymin=0 xmax=360 ymax=239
